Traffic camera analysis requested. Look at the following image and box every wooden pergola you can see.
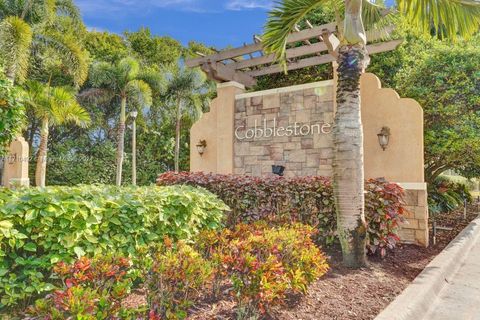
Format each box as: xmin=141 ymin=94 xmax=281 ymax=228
xmin=186 ymin=21 xmax=401 ymax=88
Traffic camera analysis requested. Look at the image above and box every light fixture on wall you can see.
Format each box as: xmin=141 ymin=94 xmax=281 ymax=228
xmin=377 ymin=127 xmax=391 ymax=151
xmin=196 ymin=140 xmax=207 ymax=156
xmin=272 ymin=165 xmax=285 ymax=177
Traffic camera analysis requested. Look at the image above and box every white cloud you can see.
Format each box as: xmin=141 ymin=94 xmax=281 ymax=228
xmin=225 ymin=0 xmax=273 ymax=10
xmin=77 ymin=0 xmax=206 ymax=15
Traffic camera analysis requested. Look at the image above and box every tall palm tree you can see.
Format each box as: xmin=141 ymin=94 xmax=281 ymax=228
xmin=264 ymin=0 xmax=480 ymax=268
xmin=88 ymin=58 xmax=153 ymax=186
xmin=0 ymin=0 xmax=88 ymax=85
xmin=24 ymin=81 xmax=91 ymax=187
xmin=163 ymin=64 xmax=210 ymax=172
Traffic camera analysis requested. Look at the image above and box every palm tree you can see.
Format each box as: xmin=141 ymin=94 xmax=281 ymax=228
xmin=263 ymin=0 xmax=480 ymax=268
xmin=88 ymin=58 xmax=153 ymax=186
xmin=163 ymin=64 xmax=210 ymax=172
xmin=24 ymin=81 xmax=91 ymax=187
xmin=0 ymin=0 xmax=88 ymax=85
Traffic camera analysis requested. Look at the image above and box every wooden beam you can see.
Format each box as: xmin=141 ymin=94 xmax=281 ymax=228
xmin=233 ymin=42 xmax=329 ymax=70
xmin=248 ymin=54 xmax=335 ymax=77
xmin=248 ymin=39 xmax=403 ymax=77
xmin=321 ymin=30 xmax=340 ymax=58
xmin=186 ymin=22 xmax=337 ymax=68
xmin=232 ymin=32 xmax=394 ymax=71
xmin=200 ymin=61 xmax=257 ymax=88
xmin=365 ymin=39 xmax=402 ymax=55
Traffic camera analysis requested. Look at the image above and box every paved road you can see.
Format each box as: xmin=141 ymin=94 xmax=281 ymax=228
xmin=423 ymin=234 xmax=480 ymax=320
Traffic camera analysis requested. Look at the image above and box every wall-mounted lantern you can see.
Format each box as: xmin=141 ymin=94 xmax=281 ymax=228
xmin=196 ymin=140 xmax=207 ymax=156
xmin=272 ymin=165 xmax=285 ymax=176
xmin=377 ymin=127 xmax=391 ymax=151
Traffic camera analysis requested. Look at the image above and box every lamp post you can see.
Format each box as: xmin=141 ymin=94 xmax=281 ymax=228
xmin=130 ymin=110 xmax=138 ymax=186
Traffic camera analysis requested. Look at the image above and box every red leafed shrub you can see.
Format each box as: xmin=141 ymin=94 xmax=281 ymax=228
xmin=195 ymin=222 xmax=329 ymax=318
xmin=365 ymin=179 xmax=406 ymax=256
xmin=157 ymin=172 xmax=406 ymax=256
xmin=26 ymin=256 xmax=135 ymax=318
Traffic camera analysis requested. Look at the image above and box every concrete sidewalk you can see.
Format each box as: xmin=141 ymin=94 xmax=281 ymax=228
xmin=423 ymin=234 xmax=480 ymax=320
xmin=376 ymin=216 xmax=480 ymax=320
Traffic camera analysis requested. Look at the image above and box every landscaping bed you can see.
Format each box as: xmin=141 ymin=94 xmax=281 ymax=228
xmin=185 ymin=204 xmax=479 ymax=320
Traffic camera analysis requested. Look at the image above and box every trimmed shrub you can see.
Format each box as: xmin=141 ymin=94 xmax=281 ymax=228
xmin=196 ymin=222 xmax=329 ymax=318
xmin=157 ymin=172 xmax=406 ymax=255
xmin=0 ymin=185 xmax=228 ymax=310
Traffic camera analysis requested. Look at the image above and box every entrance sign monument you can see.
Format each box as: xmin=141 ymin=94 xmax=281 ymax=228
xmin=186 ymin=22 xmax=428 ymax=246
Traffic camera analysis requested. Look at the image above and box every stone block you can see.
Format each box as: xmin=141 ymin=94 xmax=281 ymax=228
xmin=285 ymin=150 xmax=306 ymax=163
xmin=243 ymin=155 xmax=258 ymax=165
xmin=415 ymin=229 xmax=428 ymax=247
xmin=418 ymin=191 xmax=427 ymax=207
xmin=403 ymin=209 xmax=415 ymax=219
xmin=234 ymin=156 xmax=243 ymax=168
xmin=319 ymin=147 xmax=333 ymax=159
xmin=251 ymin=96 xmax=262 ymax=106
xmin=304 ymin=95 xmax=317 ymax=109
xmin=235 ymin=99 xmax=246 ymax=112
xmin=250 ymin=146 xmax=266 ymax=156
xmin=418 ymin=220 xmax=427 ymax=230
xmin=263 ymin=94 xmax=280 ymax=109
xmin=301 ymin=138 xmax=314 ymax=149
xmin=415 ymin=206 xmax=427 ymax=220
xmin=252 ymin=165 xmax=262 ymax=176
xmin=234 ymin=168 xmax=245 ymax=175
xmin=404 ymin=190 xmax=419 ymax=206
xmin=305 ymin=154 xmax=320 ymax=168
xmin=402 ymin=219 xmax=419 ymax=230
xmin=284 ymin=142 xmax=300 ymax=150
xmin=295 ymin=110 xmax=310 ymax=123
xmin=398 ymin=228 xmax=415 ymax=242
xmin=234 ymin=143 xmax=250 ymax=156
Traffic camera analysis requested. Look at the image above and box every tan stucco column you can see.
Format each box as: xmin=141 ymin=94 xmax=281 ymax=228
xmin=2 ymin=136 xmax=30 ymax=188
xmin=190 ymin=81 xmax=245 ymax=173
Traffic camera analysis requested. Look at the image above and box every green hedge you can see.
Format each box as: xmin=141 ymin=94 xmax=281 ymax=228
xmin=0 ymin=185 xmax=228 ymax=309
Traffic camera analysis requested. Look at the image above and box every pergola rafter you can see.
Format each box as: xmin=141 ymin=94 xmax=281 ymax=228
xmin=186 ymin=21 xmax=402 ymax=88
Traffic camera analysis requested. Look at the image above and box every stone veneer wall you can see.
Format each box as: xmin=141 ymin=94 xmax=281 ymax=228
xmin=400 ymin=188 xmax=429 ymax=246
xmin=233 ymin=82 xmax=335 ymax=177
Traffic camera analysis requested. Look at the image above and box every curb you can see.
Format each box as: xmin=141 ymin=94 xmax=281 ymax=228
xmin=375 ymin=215 xmax=480 ymax=320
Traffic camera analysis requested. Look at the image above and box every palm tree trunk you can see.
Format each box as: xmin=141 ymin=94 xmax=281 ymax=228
xmin=35 ymin=117 xmax=49 ymax=187
xmin=174 ymin=99 xmax=182 ymax=172
xmin=116 ymin=96 xmax=127 ymax=186
xmin=333 ymin=43 xmax=369 ymax=268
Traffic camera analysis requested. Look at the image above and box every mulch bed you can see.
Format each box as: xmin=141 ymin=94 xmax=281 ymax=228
xmin=123 ymin=205 xmax=479 ymax=319
xmin=185 ymin=204 xmax=479 ymax=320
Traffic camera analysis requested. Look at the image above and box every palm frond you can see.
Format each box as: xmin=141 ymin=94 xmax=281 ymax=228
xmin=118 ymin=57 xmax=140 ymax=83
xmin=0 ymin=16 xmax=32 ymax=82
xmin=139 ymin=69 xmax=166 ymax=95
xmin=89 ymin=61 xmax=117 ymax=89
xmin=34 ymin=29 xmax=89 ymax=86
xmin=126 ymin=79 xmax=153 ymax=109
xmin=264 ymin=0 xmax=332 ymax=66
xmin=49 ymin=87 xmax=90 ymax=127
xmin=398 ymin=0 xmax=480 ymax=39
xmin=54 ymin=0 xmax=81 ymax=22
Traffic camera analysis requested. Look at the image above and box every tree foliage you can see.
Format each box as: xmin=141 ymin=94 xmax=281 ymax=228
xmin=0 ymin=69 xmax=25 ymax=154
xmin=395 ymin=39 xmax=480 ymax=182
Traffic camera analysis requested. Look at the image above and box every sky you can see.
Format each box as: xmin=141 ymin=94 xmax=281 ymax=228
xmin=76 ymin=0 xmax=274 ymax=50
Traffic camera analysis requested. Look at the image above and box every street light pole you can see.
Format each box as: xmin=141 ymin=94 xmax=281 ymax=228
xmin=130 ymin=110 xmax=138 ymax=186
